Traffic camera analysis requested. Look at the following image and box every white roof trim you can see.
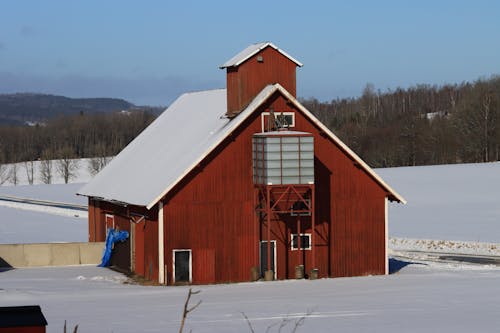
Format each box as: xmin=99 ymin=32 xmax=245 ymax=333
xmin=147 ymin=84 xmax=405 ymax=208
xmin=220 ymin=42 xmax=303 ymax=69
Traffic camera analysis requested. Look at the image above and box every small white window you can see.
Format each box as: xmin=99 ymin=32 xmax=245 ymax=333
xmin=261 ymin=112 xmax=295 ymax=132
xmin=291 ymin=233 xmax=311 ymax=250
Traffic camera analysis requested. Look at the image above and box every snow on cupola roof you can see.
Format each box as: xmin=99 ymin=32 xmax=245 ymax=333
xmin=219 ymin=42 xmax=303 ymax=69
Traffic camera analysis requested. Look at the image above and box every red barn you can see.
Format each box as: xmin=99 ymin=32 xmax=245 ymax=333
xmin=78 ymin=42 xmax=405 ymax=285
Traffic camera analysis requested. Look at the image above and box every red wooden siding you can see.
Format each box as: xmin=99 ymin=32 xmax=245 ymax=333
xmin=88 ymin=199 xmax=159 ymax=280
xmin=104 ymin=206 xmax=130 ymax=271
xmin=133 ymin=207 xmax=159 ymax=281
xmin=88 ymin=198 xmax=95 ymax=242
xmin=226 ymin=46 xmax=297 ymax=116
xmin=291 ymin=94 xmax=387 ymax=277
xmin=88 ymin=198 xmax=107 ymax=242
xmin=162 ymin=110 xmax=264 ymax=284
xmin=157 ymin=91 xmax=387 ymax=284
xmin=193 ymin=248 xmax=215 ymax=284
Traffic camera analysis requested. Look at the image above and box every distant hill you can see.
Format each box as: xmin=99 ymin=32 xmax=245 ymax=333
xmin=0 ymin=93 xmax=136 ymax=125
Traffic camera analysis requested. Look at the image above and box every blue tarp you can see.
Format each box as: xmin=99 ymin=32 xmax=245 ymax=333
xmin=98 ymin=228 xmax=129 ymax=267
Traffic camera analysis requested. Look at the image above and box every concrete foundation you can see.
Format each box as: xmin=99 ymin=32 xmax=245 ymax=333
xmin=0 ymin=242 xmax=105 ymax=268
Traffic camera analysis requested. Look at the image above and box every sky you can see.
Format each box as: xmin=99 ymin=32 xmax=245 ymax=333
xmin=1 ymin=0 xmax=499 ymax=106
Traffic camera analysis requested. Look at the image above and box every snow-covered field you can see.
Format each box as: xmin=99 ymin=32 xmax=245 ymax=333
xmin=377 ymin=162 xmax=500 ymax=243
xmin=0 ymin=206 xmax=87 ymax=243
xmin=0 ymin=159 xmax=90 ymax=243
xmin=1 ymin=263 xmax=500 ymax=333
xmin=1 ymin=161 xmax=500 ymax=332
xmin=0 ymin=182 xmax=88 ymax=243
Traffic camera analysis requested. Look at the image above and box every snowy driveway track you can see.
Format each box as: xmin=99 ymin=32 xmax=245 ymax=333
xmin=0 ymin=194 xmax=87 ymax=211
xmin=1 ymin=264 xmax=500 ymax=332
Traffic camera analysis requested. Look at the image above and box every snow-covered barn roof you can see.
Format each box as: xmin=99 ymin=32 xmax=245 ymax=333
xmin=220 ymin=42 xmax=303 ymax=69
xmin=78 ymin=84 xmax=405 ymax=208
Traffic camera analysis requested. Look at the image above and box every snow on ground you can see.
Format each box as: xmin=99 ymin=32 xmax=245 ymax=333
xmin=0 ymin=205 xmax=87 ymax=244
xmin=0 ymin=182 xmax=87 ymax=244
xmin=1 ymin=161 xmax=500 ymax=331
xmin=1 ymin=264 xmax=500 ymax=333
xmin=377 ymin=162 xmax=500 ymax=243
xmin=0 ymin=163 xmax=89 ymax=243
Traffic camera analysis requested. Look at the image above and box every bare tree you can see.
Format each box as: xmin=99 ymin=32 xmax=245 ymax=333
xmin=64 ymin=320 xmax=78 ymax=333
xmin=454 ymin=84 xmax=498 ymax=163
xmin=0 ymin=163 xmax=10 ymax=185
xmin=179 ymin=288 xmax=202 ymax=333
xmin=87 ymin=156 xmax=111 ymax=176
xmin=39 ymin=148 xmax=54 ymax=184
xmin=40 ymin=159 xmax=53 ymax=184
xmin=23 ymin=160 xmax=35 ymax=185
xmin=481 ymin=92 xmax=493 ymax=162
xmin=8 ymin=163 xmax=19 ymax=185
xmin=56 ymin=147 xmax=79 ymax=183
xmin=57 ymin=158 xmax=79 ymax=184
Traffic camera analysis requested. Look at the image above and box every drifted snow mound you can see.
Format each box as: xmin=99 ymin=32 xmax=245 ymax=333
xmin=390 ymin=237 xmax=500 ymax=256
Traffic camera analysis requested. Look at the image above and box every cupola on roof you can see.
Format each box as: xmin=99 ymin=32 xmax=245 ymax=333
xmin=221 ymin=42 xmax=303 ymax=117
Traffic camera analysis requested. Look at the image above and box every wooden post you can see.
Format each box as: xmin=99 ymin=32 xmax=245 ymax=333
xmin=254 ymin=188 xmax=259 ymax=271
xmin=297 ymin=215 xmax=301 ymax=255
xmin=311 ymin=186 xmax=316 ymax=270
xmin=158 ymin=201 xmax=165 ymax=285
xmin=266 ymin=187 xmax=271 ymax=277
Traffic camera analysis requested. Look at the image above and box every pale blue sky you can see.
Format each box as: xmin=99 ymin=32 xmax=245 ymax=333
xmin=1 ymin=0 xmax=499 ymax=105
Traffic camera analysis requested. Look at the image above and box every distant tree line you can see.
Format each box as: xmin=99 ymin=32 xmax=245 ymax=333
xmin=1 ymin=75 xmax=499 ymax=185
xmin=301 ymin=75 xmax=500 ymax=167
xmin=0 ymin=110 xmax=156 ymax=184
